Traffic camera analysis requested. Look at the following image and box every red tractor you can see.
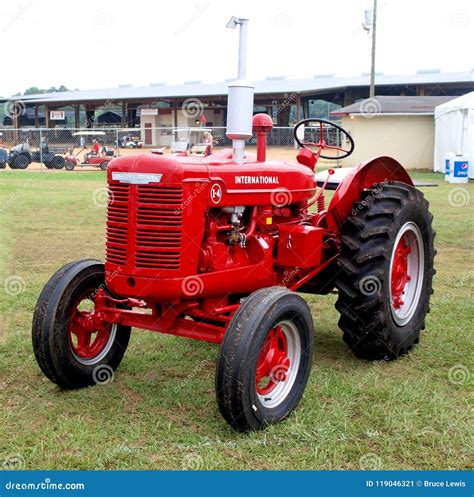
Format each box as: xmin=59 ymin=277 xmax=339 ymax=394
xmin=32 ymin=19 xmax=435 ymax=432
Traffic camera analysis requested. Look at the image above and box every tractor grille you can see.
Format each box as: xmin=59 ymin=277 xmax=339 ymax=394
xmin=106 ymin=183 xmax=183 ymax=271
xmin=106 ymin=184 xmax=129 ymax=265
xmin=136 ymin=185 xmax=183 ymax=270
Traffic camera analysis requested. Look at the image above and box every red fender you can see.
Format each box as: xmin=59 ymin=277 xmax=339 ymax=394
xmin=326 ymin=156 xmax=413 ymax=232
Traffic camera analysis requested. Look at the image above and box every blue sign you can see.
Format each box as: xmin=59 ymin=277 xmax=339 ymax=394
xmin=453 ymin=161 xmax=469 ymax=178
xmin=445 ymin=158 xmax=450 ymax=175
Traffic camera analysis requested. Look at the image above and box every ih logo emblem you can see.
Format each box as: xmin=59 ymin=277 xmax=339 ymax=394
xmin=210 ymin=183 xmax=223 ymax=204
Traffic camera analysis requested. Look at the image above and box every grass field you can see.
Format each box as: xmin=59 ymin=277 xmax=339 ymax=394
xmin=0 ymin=167 xmax=472 ymax=470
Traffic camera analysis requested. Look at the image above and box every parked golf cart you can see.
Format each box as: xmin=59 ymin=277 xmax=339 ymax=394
xmin=119 ymin=134 xmax=143 ymax=148
xmin=171 ymin=128 xmax=214 ymax=156
xmin=65 ymin=131 xmax=115 ymax=171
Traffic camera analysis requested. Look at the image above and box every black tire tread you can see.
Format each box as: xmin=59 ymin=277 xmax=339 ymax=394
xmin=32 ymin=259 xmax=131 ymax=389
xmin=334 ymin=182 xmax=435 ymax=360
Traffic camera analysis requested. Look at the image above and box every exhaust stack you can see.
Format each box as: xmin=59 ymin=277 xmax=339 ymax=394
xmin=226 ymin=17 xmax=255 ymax=164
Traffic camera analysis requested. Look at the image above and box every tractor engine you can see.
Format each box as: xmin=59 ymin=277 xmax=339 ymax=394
xmin=105 ymin=150 xmax=319 ymax=304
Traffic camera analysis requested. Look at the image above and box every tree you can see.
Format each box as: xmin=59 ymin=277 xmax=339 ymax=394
xmin=22 ymin=85 xmax=71 ymax=95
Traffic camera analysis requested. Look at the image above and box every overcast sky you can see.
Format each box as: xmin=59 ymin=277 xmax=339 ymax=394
xmin=0 ymin=0 xmax=472 ymax=97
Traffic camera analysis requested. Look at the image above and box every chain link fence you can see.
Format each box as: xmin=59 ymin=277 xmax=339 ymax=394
xmin=0 ymin=125 xmax=344 ymax=170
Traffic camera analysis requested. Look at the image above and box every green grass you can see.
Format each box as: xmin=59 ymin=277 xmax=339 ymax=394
xmin=0 ymin=170 xmax=472 ymax=470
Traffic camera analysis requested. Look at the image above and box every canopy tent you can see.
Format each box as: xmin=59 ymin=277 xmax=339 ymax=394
xmin=434 ymin=92 xmax=474 ymax=178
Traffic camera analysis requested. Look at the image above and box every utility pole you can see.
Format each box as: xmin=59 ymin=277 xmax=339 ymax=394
xmin=363 ymin=0 xmax=378 ymax=97
xmin=370 ymin=0 xmax=377 ymax=97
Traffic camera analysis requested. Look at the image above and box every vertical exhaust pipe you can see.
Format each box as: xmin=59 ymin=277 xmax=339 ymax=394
xmin=226 ymin=17 xmax=255 ymax=164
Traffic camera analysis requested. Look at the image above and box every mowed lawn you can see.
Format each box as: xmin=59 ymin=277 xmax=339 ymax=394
xmin=0 ymin=169 xmax=472 ymax=470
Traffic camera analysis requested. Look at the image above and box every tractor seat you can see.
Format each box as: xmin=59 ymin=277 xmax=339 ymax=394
xmin=315 ymin=168 xmax=355 ymax=190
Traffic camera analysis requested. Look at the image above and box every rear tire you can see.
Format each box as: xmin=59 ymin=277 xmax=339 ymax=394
xmin=100 ymin=161 xmax=108 ymax=171
xmin=52 ymin=155 xmax=65 ymax=169
xmin=13 ymin=153 xmax=31 ymax=169
xmin=216 ymin=287 xmax=314 ymax=431
xmin=334 ymin=181 xmax=435 ymax=360
xmin=32 ymin=259 xmax=131 ymax=389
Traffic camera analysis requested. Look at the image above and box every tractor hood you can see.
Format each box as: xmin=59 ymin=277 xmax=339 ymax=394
xmin=108 ymin=150 xmax=317 ymax=207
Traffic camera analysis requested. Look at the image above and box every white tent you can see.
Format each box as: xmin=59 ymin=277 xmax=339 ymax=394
xmin=434 ymin=92 xmax=474 ymax=178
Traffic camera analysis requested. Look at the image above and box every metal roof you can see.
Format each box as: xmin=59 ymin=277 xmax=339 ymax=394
xmin=2 ymin=71 xmax=473 ymax=105
xmin=331 ymin=95 xmax=457 ymax=116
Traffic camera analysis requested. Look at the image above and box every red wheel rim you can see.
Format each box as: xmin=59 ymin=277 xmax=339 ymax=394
xmin=68 ymin=292 xmax=113 ymax=362
xmin=256 ymin=325 xmax=291 ymax=396
xmin=389 ymin=222 xmax=424 ymax=326
xmin=391 ymin=235 xmax=412 ymax=310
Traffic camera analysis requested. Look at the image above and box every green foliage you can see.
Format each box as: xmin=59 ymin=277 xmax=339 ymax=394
xmin=22 ymin=85 xmax=70 ymax=96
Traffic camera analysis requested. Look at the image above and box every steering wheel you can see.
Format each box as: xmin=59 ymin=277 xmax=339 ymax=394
xmin=293 ymin=118 xmax=354 ymax=160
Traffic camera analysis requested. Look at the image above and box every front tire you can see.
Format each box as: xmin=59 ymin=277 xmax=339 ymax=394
xmin=216 ymin=287 xmax=314 ymax=431
xmin=335 ymin=182 xmax=435 ymax=360
xmin=32 ymin=259 xmax=131 ymax=389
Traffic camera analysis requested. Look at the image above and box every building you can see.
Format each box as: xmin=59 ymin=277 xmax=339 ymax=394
xmin=330 ymin=95 xmax=457 ymax=169
xmin=1 ymin=71 xmax=473 ymax=145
